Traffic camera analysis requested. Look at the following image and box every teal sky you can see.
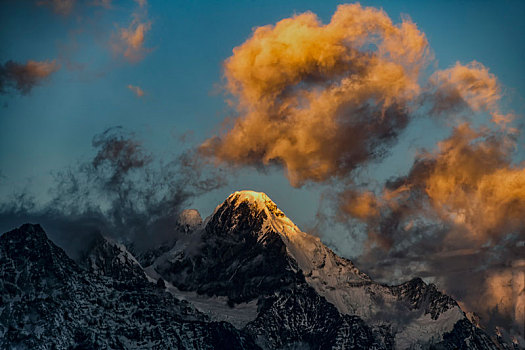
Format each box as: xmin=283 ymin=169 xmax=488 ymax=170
xmin=1 ymin=0 xmax=524 ymax=255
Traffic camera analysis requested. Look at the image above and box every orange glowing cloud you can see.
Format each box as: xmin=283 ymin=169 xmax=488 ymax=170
xmin=343 ymin=123 xmax=525 ymax=243
xmin=339 ymin=190 xmax=379 ymax=221
xmin=0 ymin=59 xmax=60 ymax=95
xmin=411 ymin=125 xmax=524 ymax=242
xmin=113 ymin=21 xmax=151 ymax=62
xmin=201 ymin=3 xmax=429 ymax=186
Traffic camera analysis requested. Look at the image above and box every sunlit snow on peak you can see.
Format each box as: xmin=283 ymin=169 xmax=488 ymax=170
xmin=227 ymin=190 xmax=272 ymax=206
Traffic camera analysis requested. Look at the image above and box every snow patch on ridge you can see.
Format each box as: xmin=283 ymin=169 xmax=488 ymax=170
xmin=144 ymin=265 xmax=258 ymax=329
xmin=395 ymin=307 xmax=465 ymax=348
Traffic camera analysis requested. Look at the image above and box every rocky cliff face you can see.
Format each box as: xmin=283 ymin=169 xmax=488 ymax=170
xmin=0 ymin=191 xmax=511 ymax=349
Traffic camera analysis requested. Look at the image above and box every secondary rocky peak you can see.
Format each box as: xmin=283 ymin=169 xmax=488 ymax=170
xmin=176 ymin=209 xmax=203 ymax=233
xmin=0 ymin=223 xmax=81 ymax=296
xmin=0 ymin=223 xmax=68 ymax=262
xmin=0 ymin=224 xmax=258 ymax=349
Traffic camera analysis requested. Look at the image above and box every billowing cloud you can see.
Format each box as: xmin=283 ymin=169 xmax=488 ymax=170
xmin=201 ymin=3 xmax=429 ymax=186
xmin=127 ymin=84 xmax=144 ymax=97
xmin=341 ymin=123 xmax=524 ymax=240
xmin=111 ymin=1 xmax=151 ymax=63
xmin=361 ymin=124 xmax=522 ymax=239
xmin=0 ymin=60 xmax=60 ymax=95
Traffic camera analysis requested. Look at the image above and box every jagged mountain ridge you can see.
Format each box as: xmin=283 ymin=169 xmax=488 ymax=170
xmin=0 ymin=191 xmax=511 ymax=349
xmin=151 ymin=190 xmax=504 ymax=349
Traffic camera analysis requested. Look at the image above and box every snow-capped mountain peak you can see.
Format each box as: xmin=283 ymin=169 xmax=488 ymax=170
xmin=215 ymin=190 xmax=372 ymax=298
xmin=225 ymin=190 xmax=274 ymax=208
xmin=222 ymin=190 xmax=301 ymax=239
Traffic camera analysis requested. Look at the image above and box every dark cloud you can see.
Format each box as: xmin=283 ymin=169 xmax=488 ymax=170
xmin=0 ymin=60 xmax=59 ymax=95
xmin=91 ymin=127 xmax=152 ymax=186
xmin=0 ymin=127 xmax=225 ymax=259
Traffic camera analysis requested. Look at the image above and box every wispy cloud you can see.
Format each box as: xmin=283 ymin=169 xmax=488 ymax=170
xmin=111 ymin=0 xmax=151 ymax=63
xmin=36 ymin=0 xmax=113 ymax=15
xmin=36 ymin=0 xmax=76 ymax=15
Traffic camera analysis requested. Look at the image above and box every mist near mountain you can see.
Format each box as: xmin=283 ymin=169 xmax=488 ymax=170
xmin=0 ymin=127 xmax=224 ymax=259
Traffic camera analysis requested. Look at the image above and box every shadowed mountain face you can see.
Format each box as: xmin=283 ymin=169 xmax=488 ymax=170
xmin=0 ymin=192 xmax=512 ymax=349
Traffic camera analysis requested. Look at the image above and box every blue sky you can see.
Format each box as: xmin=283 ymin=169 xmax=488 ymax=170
xmin=1 ymin=0 xmax=524 ymax=249
xmin=2 ymin=1 xmax=525 ymax=339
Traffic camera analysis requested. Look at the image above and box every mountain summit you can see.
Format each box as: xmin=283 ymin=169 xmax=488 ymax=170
xmin=0 ymin=191 xmax=510 ymax=349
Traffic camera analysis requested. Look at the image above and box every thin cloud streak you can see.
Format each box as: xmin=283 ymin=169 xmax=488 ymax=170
xmin=36 ymin=0 xmax=75 ymax=15
xmin=127 ymin=84 xmax=145 ymax=97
